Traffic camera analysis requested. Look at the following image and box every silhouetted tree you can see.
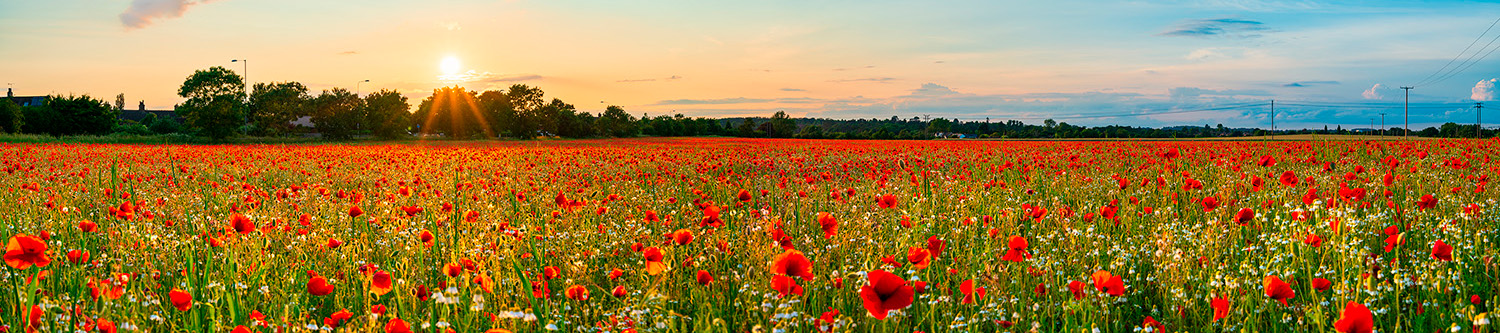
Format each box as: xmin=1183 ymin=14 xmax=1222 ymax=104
xmin=310 ymin=88 xmax=364 ymax=140
xmin=248 ymin=82 xmax=310 ymax=136
xmin=0 ymin=100 xmax=20 ymax=134
xmin=597 ymin=105 xmax=635 ymax=137
xmin=176 ymin=66 xmax=246 ymax=140
xmin=413 ymin=86 xmax=489 ymax=139
xmin=363 ymin=89 xmax=411 ymax=139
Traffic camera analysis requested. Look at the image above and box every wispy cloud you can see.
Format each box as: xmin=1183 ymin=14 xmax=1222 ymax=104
xmin=338 ymin=51 xmax=358 ymax=55
xmin=780 ymin=88 xmax=807 ymax=92
xmin=1160 ymin=17 xmax=1271 ymax=39
xmin=119 ymin=0 xmax=217 ymax=30
xmin=832 ymin=65 xmax=875 ymax=71
xmin=1282 ymin=80 xmax=1339 ymax=87
xmin=830 ymin=77 xmax=897 ymax=83
xmin=617 ymin=75 xmax=683 ymax=83
xmin=439 ymin=70 xmax=542 ymax=84
xmin=654 ymin=97 xmax=774 ymax=105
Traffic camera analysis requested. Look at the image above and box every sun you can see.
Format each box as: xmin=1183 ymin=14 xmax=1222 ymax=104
xmin=440 ymin=56 xmax=461 ymax=75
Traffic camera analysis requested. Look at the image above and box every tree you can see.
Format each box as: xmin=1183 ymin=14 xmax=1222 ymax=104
xmin=737 ymin=118 xmax=759 ymax=137
xmin=248 ymin=82 xmax=310 ymax=136
xmin=597 ymin=105 xmax=635 ymax=137
xmin=926 ymin=118 xmax=952 ymax=134
xmin=507 ymin=84 xmax=546 ymax=139
xmin=309 ymin=88 xmax=365 ymax=140
xmin=412 ymin=86 xmax=489 ymax=138
xmin=21 ymin=95 xmax=116 ymax=136
xmin=0 ymin=100 xmax=20 ymax=134
xmin=769 ymin=111 xmax=797 ymax=138
xmin=114 ymin=94 xmax=125 ymax=111
xmin=477 ymin=90 xmax=515 ymax=137
xmin=176 ymin=66 xmax=246 ymax=140
xmin=1044 ymin=119 xmax=1057 ymax=128
xmin=363 ymin=89 xmax=411 ymax=139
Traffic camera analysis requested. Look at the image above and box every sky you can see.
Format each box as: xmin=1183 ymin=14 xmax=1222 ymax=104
xmin=1 ymin=0 xmax=1498 ymax=130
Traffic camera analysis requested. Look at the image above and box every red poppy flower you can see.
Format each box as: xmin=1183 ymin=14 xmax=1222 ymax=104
xmin=926 ymin=236 xmax=945 ymax=259
xmin=1211 ymin=296 xmax=1230 ymax=321
xmin=78 ymin=220 xmax=97 ymax=233
xmin=1263 ymin=275 xmax=1294 ymax=306
xmin=816 ymin=212 xmax=837 ymax=239
xmin=1304 ymin=234 xmax=1323 ymax=247
xmin=772 ymin=249 xmax=814 ymax=280
xmin=643 ymin=247 xmax=666 ymax=275
xmin=876 ymin=194 xmax=898 ymax=209
xmin=1067 ymin=280 xmax=1086 ymax=300
xmin=737 ymin=189 xmax=752 ymax=202
xmin=1312 ymin=278 xmax=1331 ymax=292
xmin=169 ymin=288 xmax=193 ymax=311
xmin=695 ymin=270 xmax=713 ymax=286
xmin=385 ymin=318 xmax=412 ymax=333
xmin=771 ymin=274 xmax=804 ymax=297
xmin=4 ymin=234 xmax=50 ymax=270
xmin=612 ymin=285 xmax=628 ymax=298
xmin=565 ymin=285 xmax=589 ymax=301
xmin=859 ymin=270 xmax=914 ymax=320
xmin=1333 ymin=301 xmax=1373 ymax=333
xmin=1091 ymin=270 xmax=1125 ymax=296
xmin=370 ymin=270 xmax=393 ymax=296
xmin=1279 ymin=170 xmax=1298 ymax=187
xmin=1001 ymin=235 xmax=1029 ymax=262
xmin=1233 ymin=208 xmax=1255 ymax=225
xmin=418 ymin=230 xmax=434 ymax=247
xmin=959 ymin=279 xmax=985 ymax=304
xmin=672 ymin=229 xmax=694 ymax=246
xmin=307 ymin=272 xmax=335 ymax=296
xmin=348 ymin=206 xmax=364 ymax=218
xmin=906 ymin=247 xmax=931 ymax=269
xmin=1431 ymin=240 xmax=1452 ymax=261
xmin=543 ymin=266 xmax=560 ymax=280
xmin=1200 ymin=196 xmax=1219 ymax=212
xmin=1415 ymin=194 xmax=1437 ymax=211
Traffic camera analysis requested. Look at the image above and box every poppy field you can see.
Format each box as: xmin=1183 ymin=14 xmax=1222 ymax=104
xmin=0 ymin=137 xmax=1496 ymax=333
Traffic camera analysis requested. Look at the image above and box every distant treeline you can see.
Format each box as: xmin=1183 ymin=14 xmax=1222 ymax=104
xmin=1 ymin=66 xmax=1493 ymax=141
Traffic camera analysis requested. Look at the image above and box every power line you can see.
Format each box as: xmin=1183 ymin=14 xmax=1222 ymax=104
xmin=1414 ymin=16 xmax=1500 ymax=88
xmin=1412 ymin=16 xmax=1500 ymax=87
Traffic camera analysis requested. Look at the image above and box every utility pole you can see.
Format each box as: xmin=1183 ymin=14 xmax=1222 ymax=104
xmin=1270 ymin=100 xmax=1275 ymax=140
xmin=1379 ymin=113 xmax=1386 ymax=137
xmin=1401 ymin=86 xmax=1413 ymax=140
xmin=1479 ymin=102 xmax=1485 ymax=139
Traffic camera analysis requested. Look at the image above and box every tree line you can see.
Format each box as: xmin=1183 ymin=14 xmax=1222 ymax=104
xmin=1 ymin=66 xmax=1494 ymax=140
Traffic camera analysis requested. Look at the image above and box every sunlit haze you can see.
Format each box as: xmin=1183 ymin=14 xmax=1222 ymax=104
xmin=2 ymin=0 xmax=1498 ymax=128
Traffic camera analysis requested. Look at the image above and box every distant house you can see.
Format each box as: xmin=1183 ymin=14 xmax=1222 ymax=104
xmin=119 ymin=101 xmax=182 ymax=124
xmin=4 ymin=88 xmax=44 ymax=107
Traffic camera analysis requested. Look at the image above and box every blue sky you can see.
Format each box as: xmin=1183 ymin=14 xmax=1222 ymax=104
xmin=1 ymin=0 xmax=1497 ymax=129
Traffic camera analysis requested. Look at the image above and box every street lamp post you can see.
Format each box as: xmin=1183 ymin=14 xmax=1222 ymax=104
xmin=356 ymin=80 xmax=370 ymax=96
xmin=230 ymin=59 xmax=249 ymax=96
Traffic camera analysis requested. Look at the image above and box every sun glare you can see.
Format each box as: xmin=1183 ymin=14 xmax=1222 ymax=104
xmin=440 ymin=56 xmax=461 ymax=75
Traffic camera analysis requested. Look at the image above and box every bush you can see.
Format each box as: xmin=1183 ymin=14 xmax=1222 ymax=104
xmin=150 ymin=118 xmax=183 ymax=134
xmin=112 ymin=123 xmax=152 ymax=136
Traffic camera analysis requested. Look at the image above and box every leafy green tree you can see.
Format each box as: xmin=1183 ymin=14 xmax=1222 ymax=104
xmin=176 ymin=67 xmax=246 ymax=140
xmin=310 ymin=88 xmax=365 ymax=140
xmin=926 ymin=118 xmax=952 ymax=134
xmin=596 ymin=105 xmax=635 ymax=137
xmin=737 ymin=118 xmax=758 ymax=137
xmin=248 ymin=82 xmax=310 ymax=136
xmin=363 ymin=89 xmax=411 ymax=139
xmin=769 ymin=111 xmax=797 ymax=138
xmin=413 ymin=86 xmax=490 ymax=138
xmin=477 ymin=90 xmax=515 ymax=137
xmin=507 ymin=84 xmax=546 ymax=139
xmin=20 ymin=95 xmax=116 ymax=136
xmin=0 ymin=100 xmax=20 ymax=134
xmin=149 ymin=118 xmax=182 ymax=134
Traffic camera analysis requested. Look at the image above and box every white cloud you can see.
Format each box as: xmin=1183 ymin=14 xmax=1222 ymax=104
xmin=1362 ymin=83 xmax=1386 ymax=100
xmin=1473 ymin=79 xmax=1497 ymax=101
xmin=119 ymin=0 xmax=215 ymax=30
